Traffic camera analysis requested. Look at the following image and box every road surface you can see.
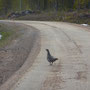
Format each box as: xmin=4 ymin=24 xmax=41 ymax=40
xmin=6 ymin=21 xmax=90 ymax=90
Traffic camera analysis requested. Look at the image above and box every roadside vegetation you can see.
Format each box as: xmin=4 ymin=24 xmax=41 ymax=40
xmin=0 ymin=0 xmax=90 ymax=24
xmin=16 ymin=9 xmax=90 ymax=25
xmin=0 ymin=23 xmax=21 ymax=48
xmin=0 ymin=24 xmax=14 ymax=47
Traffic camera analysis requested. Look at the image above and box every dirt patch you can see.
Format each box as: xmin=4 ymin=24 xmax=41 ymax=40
xmin=42 ymin=74 xmax=62 ymax=90
xmin=76 ymin=71 xmax=87 ymax=81
xmin=0 ymin=22 xmax=41 ymax=89
xmin=41 ymin=62 xmax=63 ymax=90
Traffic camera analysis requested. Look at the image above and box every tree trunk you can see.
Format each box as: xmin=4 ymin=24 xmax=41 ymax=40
xmin=55 ymin=0 xmax=58 ymax=11
xmin=43 ymin=0 xmax=48 ymax=10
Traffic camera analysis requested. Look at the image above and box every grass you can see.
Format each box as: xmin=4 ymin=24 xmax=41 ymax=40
xmin=0 ymin=23 xmax=15 ymax=47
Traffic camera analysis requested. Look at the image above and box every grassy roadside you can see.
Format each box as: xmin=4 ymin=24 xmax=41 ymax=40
xmin=0 ymin=23 xmax=19 ymax=48
xmin=0 ymin=24 xmax=13 ymax=47
xmin=16 ymin=9 xmax=90 ymax=25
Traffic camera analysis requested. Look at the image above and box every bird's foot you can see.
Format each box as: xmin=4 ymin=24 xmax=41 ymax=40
xmin=50 ymin=63 xmax=53 ymax=66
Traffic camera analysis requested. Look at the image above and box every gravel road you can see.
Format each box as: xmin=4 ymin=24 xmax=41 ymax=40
xmin=1 ymin=21 xmax=90 ymax=90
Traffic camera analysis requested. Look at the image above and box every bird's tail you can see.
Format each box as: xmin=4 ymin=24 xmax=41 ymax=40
xmin=54 ymin=58 xmax=58 ymax=61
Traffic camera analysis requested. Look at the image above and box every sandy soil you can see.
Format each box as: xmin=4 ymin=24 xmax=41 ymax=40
xmin=0 ymin=21 xmax=40 ymax=90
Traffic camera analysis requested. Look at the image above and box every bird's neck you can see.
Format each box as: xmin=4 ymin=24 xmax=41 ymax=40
xmin=47 ymin=50 xmax=51 ymax=56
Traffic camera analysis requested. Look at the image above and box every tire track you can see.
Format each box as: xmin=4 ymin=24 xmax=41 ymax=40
xmin=40 ymin=23 xmax=82 ymax=54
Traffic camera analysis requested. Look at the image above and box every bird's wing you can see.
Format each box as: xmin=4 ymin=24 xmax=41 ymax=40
xmin=47 ymin=55 xmax=54 ymax=60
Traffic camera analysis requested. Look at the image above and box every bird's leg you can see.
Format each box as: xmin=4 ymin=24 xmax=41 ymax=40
xmin=50 ymin=62 xmax=52 ymax=65
xmin=50 ymin=62 xmax=53 ymax=65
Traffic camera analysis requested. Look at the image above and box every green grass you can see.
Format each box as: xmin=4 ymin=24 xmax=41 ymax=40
xmin=0 ymin=24 xmax=15 ymax=47
xmin=0 ymin=31 xmax=12 ymax=40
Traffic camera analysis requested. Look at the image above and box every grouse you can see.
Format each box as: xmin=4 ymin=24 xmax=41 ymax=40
xmin=46 ymin=49 xmax=58 ymax=65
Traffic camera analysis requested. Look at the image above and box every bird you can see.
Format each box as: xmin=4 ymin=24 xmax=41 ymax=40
xmin=46 ymin=49 xmax=58 ymax=65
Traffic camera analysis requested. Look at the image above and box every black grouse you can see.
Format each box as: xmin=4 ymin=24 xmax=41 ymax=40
xmin=46 ymin=49 xmax=58 ymax=65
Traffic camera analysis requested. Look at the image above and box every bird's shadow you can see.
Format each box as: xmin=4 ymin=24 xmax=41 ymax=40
xmin=48 ymin=62 xmax=57 ymax=66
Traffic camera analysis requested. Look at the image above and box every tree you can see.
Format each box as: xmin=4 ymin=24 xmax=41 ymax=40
xmin=74 ymin=0 xmax=90 ymax=9
xmin=43 ymin=0 xmax=48 ymax=10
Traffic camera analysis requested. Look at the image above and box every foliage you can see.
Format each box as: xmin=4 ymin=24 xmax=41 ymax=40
xmin=0 ymin=0 xmax=89 ymax=14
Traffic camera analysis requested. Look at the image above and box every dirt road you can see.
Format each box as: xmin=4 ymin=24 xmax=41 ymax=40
xmin=2 ymin=21 xmax=90 ymax=90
